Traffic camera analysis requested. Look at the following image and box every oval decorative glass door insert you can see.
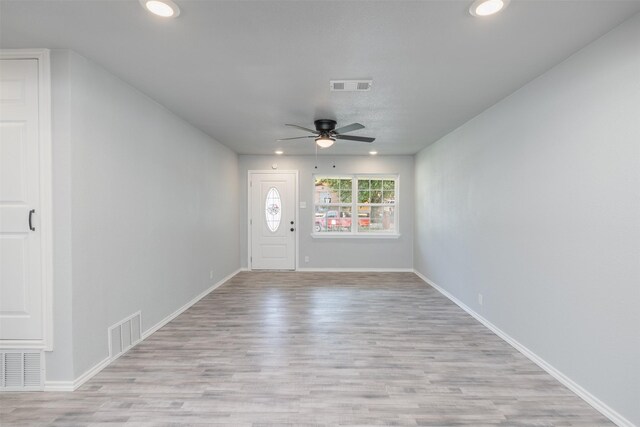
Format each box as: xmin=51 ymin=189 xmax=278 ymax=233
xmin=265 ymin=187 xmax=282 ymax=232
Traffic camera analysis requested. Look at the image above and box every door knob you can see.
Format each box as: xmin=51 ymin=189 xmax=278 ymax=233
xmin=290 ymin=221 xmax=294 ymax=225
xmin=290 ymin=228 xmax=295 ymax=232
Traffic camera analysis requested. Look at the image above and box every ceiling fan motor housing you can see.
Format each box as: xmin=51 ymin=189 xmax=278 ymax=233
xmin=314 ymin=119 xmax=337 ymax=132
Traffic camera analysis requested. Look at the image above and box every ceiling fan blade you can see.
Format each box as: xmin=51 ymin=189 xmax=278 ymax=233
xmin=285 ymin=124 xmax=319 ymax=134
xmin=333 ymin=123 xmax=365 ymax=134
xmin=277 ymin=136 xmax=316 ymax=141
xmin=334 ymin=134 xmax=375 ymax=143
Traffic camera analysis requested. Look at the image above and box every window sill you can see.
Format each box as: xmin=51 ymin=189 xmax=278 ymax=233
xmin=311 ymin=233 xmax=401 ymax=239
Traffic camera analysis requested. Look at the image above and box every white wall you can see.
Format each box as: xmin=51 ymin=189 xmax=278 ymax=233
xmin=239 ymin=155 xmax=414 ymax=270
xmin=414 ymin=14 xmax=640 ymax=425
xmin=48 ymin=50 xmax=240 ymax=380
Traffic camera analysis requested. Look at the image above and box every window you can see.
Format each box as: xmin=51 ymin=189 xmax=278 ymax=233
xmin=265 ymin=187 xmax=281 ymax=232
xmin=313 ymin=175 xmax=398 ymax=236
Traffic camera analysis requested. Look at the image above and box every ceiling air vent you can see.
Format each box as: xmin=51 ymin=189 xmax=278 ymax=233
xmin=330 ymin=80 xmax=372 ymax=92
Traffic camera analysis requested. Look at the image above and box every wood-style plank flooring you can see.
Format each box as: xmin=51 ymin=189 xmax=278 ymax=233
xmin=1 ymin=272 xmax=612 ymax=426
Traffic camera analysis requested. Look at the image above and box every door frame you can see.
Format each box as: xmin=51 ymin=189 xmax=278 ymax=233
xmin=247 ymin=170 xmax=299 ymax=271
xmin=0 ymin=49 xmax=53 ymax=350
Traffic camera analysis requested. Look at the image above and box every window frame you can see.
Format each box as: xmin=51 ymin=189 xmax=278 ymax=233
xmin=312 ymin=173 xmax=400 ymax=238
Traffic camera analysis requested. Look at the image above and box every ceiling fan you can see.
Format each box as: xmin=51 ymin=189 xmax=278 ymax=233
xmin=277 ymin=119 xmax=375 ymax=148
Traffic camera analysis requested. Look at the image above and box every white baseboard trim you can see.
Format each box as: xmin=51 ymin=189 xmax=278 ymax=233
xmin=142 ymin=268 xmax=242 ymax=339
xmin=73 ymin=356 xmax=111 ymax=390
xmin=44 ymin=356 xmax=110 ymax=391
xmin=296 ymin=267 xmax=414 ymax=272
xmin=44 ymin=268 xmax=242 ymax=392
xmin=412 ymin=270 xmax=635 ymax=427
xmin=43 ymin=381 xmax=74 ymax=392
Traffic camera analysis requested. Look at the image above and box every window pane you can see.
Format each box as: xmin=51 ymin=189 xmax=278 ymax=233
xmin=315 ymin=177 xmax=351 ymax=204
xmin=358 ymin=190 xmax=370 ymax=203
xmin=371 ymin=179 xmax=382 ymax=190
xmin=315 ymin=178 xmax=338 ymax=204
xmin=314 ymin=206 xmax=352 ymax=232
xmin=315 ymin=178 xmax=331 ymax=204
xmin=358 ymin=179 xmax=369 ymax=190
xmin=383 ymin=190 xmax=395 ymax=203
xmin=340 ymin=190 xmax=352 ymax=204
xmin=356 ymin=206 xmax=371 ymax=231
xmin=359 ymin=206 xmax=395 ymax=232
xmin=370 ymin=190 xmax=382 ymax=204
xmin=383 ymin=180 xmax=395 ymax=191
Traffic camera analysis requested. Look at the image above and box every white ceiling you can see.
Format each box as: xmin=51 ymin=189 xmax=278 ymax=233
xmin=2 ymin=1 xmax=639 ymax=155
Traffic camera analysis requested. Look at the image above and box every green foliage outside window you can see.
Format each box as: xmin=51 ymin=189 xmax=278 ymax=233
xmin=315 ymin=178 xmax=352 ymax=203
xmin=316 ymin=177 xmax=395 ymax=204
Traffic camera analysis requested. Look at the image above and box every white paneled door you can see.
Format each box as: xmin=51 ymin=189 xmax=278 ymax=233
xmin=0 ymin=59 xmax=43 ymax=340
xmin=250 ymin=172 xmax=296 ymax=270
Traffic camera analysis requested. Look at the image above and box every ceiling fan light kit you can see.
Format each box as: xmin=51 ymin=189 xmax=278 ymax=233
xmin=315 ymin=136 xmax=336 ymax=149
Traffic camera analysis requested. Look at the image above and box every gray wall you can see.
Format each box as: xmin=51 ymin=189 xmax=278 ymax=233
xmin=239 ymin=155 xmax=414 ymax=270
xmin=47 ymin=50 xmax=74 ymax=381
xmin=414 ymin=14 xmax=640 ymax=425
xmin=48 ymin=50 xmax=240 ymax=380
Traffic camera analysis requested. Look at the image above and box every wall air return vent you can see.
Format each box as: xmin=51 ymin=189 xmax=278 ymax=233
xmin=108 ymin=311 xmax=142 ymax=361
xmin=0 ymin=350 xmax=44 ymax=391
xmin=330 ymin=80 xmax=372 ymax=92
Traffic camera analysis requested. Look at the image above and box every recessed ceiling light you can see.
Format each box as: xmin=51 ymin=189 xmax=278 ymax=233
xmin=369 ymin=151 xmax=378 ymax=155
xmin=469 ymin=0 xmax=509 ymax=17
xmin=274 ymin=150 xmax=283 ymax=155
xmin=140 ymin=0 xmax=180 ymax=18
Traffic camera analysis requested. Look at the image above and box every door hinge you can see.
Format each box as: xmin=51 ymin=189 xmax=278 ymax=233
xmin=250 ymin=181 xmax=252 ymax=187
xmin=250 ymin=219 xmax=252 ymax=225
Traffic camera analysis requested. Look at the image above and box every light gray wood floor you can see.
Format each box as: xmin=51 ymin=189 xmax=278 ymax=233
xmin=1 ymin=272 xmax=612 ymax=426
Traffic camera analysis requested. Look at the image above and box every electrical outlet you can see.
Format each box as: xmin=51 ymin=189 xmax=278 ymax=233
xmin=478 ymin=293 xmax=483 ymax=306
xmin=304 ymin=256 xmax=309 ymax=263
xmin=210 ymin=270 xmax=214 ymax=279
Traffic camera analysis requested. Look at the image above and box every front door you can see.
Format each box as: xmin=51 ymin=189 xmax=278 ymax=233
xmin=0 ymin=58 xmax=43 ymax=340
xmin=250 ymin=172 xmax=296 ymax=270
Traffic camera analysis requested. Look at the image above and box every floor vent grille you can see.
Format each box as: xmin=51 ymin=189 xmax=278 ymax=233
xmin=0 ymin=351 xmax=44 ymax=391
xmin=108 ymin=311 xmax=142 ymax=360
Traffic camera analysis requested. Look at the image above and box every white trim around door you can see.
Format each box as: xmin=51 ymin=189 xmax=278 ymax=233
xmin=248 ymin=170 xmax=299 ymax=271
